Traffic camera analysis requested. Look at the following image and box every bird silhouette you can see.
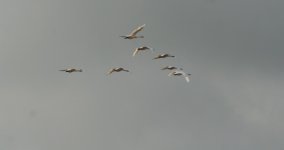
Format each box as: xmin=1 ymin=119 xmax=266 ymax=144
xmin=59 ymin=68 xmax=82 ymax=73
xmin=120 ymin=24 xmax=146 ymax=39
xmin=107 ymin=67 xmax=130 ymax=75
xmin=153 ymin=53 xmax=175 ymax=60
xmin=132 ymin=46 xmax=154 ymax=56
xmin=168 ymin=70 xmax=191 ymax=83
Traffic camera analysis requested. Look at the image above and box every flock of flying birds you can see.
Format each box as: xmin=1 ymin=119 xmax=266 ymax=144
xmin=60 ymin=24 xmax=191 ymax=83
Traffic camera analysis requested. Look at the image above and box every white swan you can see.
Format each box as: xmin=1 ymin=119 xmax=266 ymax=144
xmin=153 ymin=53 xmax=175 ymax=60
xmin=120 ymin=24 xmax=146 ymax=39
xmin=59 ymin=68 xmax=82 ymax=73
xmin=132 ymin=46 xmax=154 ymax=56
xmin=168 ymin=70 xmax=191 ymax=83
xmin=107 ymin=67 xmax=130 ymax=75
xmin=161 ymin=66 xmax=182 ymax=70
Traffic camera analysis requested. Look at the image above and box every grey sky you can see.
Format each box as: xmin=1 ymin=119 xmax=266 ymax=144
xmin=0 ymin=0 xmax=283 ymax=150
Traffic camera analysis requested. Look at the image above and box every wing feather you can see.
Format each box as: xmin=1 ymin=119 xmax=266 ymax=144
xmin=130 ymin=24 xmax=145 ymax=36
xmin=168 ymin=71 xmax=175 ymax=76
xmin=132 ymin=48 xmax=139 ymax=56
xmin=107 ymin=69 xmax=114 ymax=75
xmin=185 ymin=76 xmax=190 ymax=83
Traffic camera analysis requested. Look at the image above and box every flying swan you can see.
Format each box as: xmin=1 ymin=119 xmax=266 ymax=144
xmin=153 ymin=53 xmax=175 ymax=60
xmin=120 ymin=24 xmax=146 ymax=39
xmin=168 ymin=70 xmax=191 ymax=83
xmin=107 ymin=67 xmax=130 ymax=75
xmin=132 ymin=46 xmax=154 ymax=56
xmin=59 ymin=68 xmax=83 ymax=73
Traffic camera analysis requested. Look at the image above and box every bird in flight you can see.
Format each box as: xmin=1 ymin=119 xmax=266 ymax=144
xmin=168 ymin=70 xmax=191 ymax=83
xmin=161 ymin=66 xmax=182 ymax=71
xmin=107 ymin=67 xmax=130 ymax=75
xmin=59 ymin=68 xmax=83 ymax=73
xmin=153 ymin=53 xmax=175 ymax=60
xmin=132 ymin=46 xmax=154 ymax=56
xmin=120 ymin=24 xmax=146 ymax=39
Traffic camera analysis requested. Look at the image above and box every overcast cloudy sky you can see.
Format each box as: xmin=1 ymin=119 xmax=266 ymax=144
xmin=0 ymin=0 xmax=283 ymax=150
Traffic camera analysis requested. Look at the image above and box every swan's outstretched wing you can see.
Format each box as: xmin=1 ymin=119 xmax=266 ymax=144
xmin=168 ymin=71 xmax=174 ymax=76
xmin=130 ymin=24 xmax=145 ymax=36
xmin=184 ymin=76 xmax=190 ymax=83
xmin=161 ymin=66 xmax=168 ymax=70
xmin=107 ymin=69 xmax=114 ymax=75
xmin=132 ymin=48 xmax=139 ymax=56
xmin=182 ymin=72 xmax=191 ymax=83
